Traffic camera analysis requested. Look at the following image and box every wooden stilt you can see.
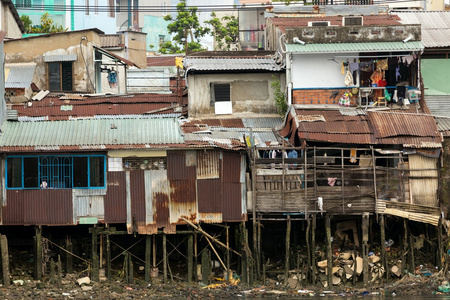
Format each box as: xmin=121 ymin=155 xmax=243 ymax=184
xmin=65 ymin=236 xmax=73 ymax=274
xmin=409 ymin=232 xmax=415 ymax=273
xmin=106 ymin=233 xmax=111 ymax=280
xmin=91 ymin=227 xmax=99 ymax=282
xmin=153 ymin=234 xmax=156 ymax=268
xmin=362 ymin=213 xmax=369 ymax=285
xmin=188 ymin=233 xmax=193 ymax=284
xmin=285 ymin=215 xmax=291 ymax=285
xmin=257 ymin=216 xmax=261 ymax=281
xmin=145 ymin=235 xmax=151 ymax=282
xmin=226 ymin=223 xmax=230 ymax=284
xmin=240 ymin=222 xmax=248 ymax=284
xmin=311 ymin=214 xmax=316 ymax=285
xmin=99 ymin=233 xmax=103 ymax=269
xmin=50 ymin=259 xmax=55 ymax=285
xmin=352 ymin=245 xmax=357 ymax=286
xmin=163 ymin=233 xmax=167 ymax=284
xmin=201 ymin=249 xmax=211 ymax=285
xmin=306 ymin=215 xmax=311 ymax=283
xmin=124 ymin=252 xmax=129 ymax=283
xmin=128 ymin=252 xmax=134 ymax=284
xmin=57 ymin=255 xmax=62 ymax=287
xmin=401 ymin=219 xmax=408 ymax=278
xmin=34 ymin=226 xmax=42 ymax=280
xmin=262 ymin=252 xmax=266 ymax=284
xmin=0 ymin=235 xmax=10 ymax=286
xmin=380 ymin=215 xmax=388 ymax=281
xmin=325 ymin=215 xmax=332 ymax=288
xmin=438 ymin=218 xmax=443 ymax=270
xmin=194 ymin=233 xmax=198 ymax=280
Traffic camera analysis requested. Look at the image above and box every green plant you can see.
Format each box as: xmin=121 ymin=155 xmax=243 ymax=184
xmin=271 ymin=75 xmax=288 ymax=118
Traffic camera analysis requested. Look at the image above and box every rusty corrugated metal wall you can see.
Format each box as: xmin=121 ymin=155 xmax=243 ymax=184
xmin=222 ymin=152 xmax=244 ymax=221
xmin=130 ymin=171 xmax=146 ymax=227
xmin=4 ymin=190 xmax=73 ymax=225
xmin=104 ymin=172 xmax=127 ymax=223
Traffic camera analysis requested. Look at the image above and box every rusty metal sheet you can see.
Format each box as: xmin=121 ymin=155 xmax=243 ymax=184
xmin=130 ymin=170 xmax=146 ymax=227
xmin=222 ymin=182 xmax=244 ymax=222
xmin=298 ymin=132 xmax=373 ymax=144
xmin=198 ymin=179 xmax=221 ymax=215
xmin=167 ymin=151 xmax=196 ymax=180
xmin=4 ymin=189 xmax=73 ymax=225
xmin=104 ymin=172 xmax=127 ymax=224
xmin=169 ymin=179 xmax=197 ymax=224
xmin=299 ymin=120 xmax=371 ymax=134
xmin=368 ymin=112 xmax=441 ymax=139
xmin=223 ymin=151 xmax=242 ymax=183
xmin=197 ymin=151 xmax=220 ymax=179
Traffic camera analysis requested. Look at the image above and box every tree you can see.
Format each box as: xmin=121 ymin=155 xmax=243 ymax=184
xmin=159 ymin=0 xmax=209 ymax=54
xmin=205 ymin=12 xmax=239 ymax=51
xmin=21 ymin=13 xmax=67 ymax=34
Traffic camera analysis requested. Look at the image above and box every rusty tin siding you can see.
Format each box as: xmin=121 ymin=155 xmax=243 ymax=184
xmin=4 ymin=189 xmax=73 ymax=225
xmin=222 ymin=151 xmax=244 ymax=221
xmin=197 ymin=179 xmax=222 ymax=223
xmin=130 ymin=171 xmax=146 ymax=226
xmin=170 ymin=179 xmax=197 ymax=224
xmin=167 ymin=151 xmax=196 ymax=180
xmin=104 ymin=171 xmax=127 ymax=223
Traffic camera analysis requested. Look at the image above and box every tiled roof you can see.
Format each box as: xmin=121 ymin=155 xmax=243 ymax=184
xmin=286 ymin=41 xmax=424 ymax=53
xmin=281 ymin=108 xmax=441 ymax=148
xmin=183 ymin=56 xmax=284 ymax=72
xmin=395 ymin=11 xmax=450 ymax=48
xmin=269 ymin=15 xmax=402 ymax=32
xmin=0 ymin=117 xmax=185 ymax=151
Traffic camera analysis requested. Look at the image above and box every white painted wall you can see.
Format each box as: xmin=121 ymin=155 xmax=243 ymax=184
xmin=291 ymin=53 xmax=358 ymax=89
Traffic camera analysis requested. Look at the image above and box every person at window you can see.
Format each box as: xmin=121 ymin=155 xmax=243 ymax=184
xmin=40 ymin=181 xmax=48 ymax=189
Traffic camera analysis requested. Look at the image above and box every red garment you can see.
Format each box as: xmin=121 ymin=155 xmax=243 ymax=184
xmin=378 ymin=79 xmax=387 ymax=87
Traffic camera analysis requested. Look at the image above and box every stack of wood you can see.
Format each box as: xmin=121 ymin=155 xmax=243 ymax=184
xmin=316 ymin=252 xmax=385 ymax=286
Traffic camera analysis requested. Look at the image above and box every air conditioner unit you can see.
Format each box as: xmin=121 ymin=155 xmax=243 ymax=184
xmin=342 ymin=16 xmax=363 ymax=26
xmin=308 ymin=21 xmax=331 ymax=27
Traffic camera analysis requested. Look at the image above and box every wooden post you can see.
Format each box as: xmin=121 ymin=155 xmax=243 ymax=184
xmin=91 ymin=227 xmax=99 ymax=282
xmin=311 ymin=214 xmax=316 ymax=285
xmin=306 ymin=215 xmax=311 ymax=283
xmin=201 ymin=249 xmax=211 ymax=285
xmin=65 ymin=236 xmax=73 ymax=274
xmin=34 ymin=226 xmax=42 ymax=280
xmin=106 ymin=233 xmax=111 ymax=280
xmin=401 ymin=219 xmax=408 ymax=278
xmin=0 ymin=235 xmax=9 ymax=286
xmin=128 ymin=252 xmax=134 ymax=284
xmin=124 ymin=252 xmax=129 ymax=283
xmin=163 ymin=233 xmax=167 ymax=284
xmin=285 ymin=215 xmax=291 ymax=285
xmin=409 ymin=232 xmax=415 ymax=274
xmin=362 ymin=213 xmax=369 ymax=285
xmin=57 ymin=255 xmax=62 ymax=287
xmin=240 ymin=222 xmax=247 ymax=284
xmin=380 ymin=215 xmax=388 ymax=280
xmin=352 ymin=245 xmax=357 ymax=286
xmin=226 ymin=223 xmax=230 ymax=284
xmin=188 ymin=233 xmax=193 ymax=284
xmin=325 ymin=215 xmax=332 ymax=288
xmin=50 ymin=259 xmax=55 ymax=285
xmin=438 ymin=218 xmax=443 ymax=270
xmin=99 ymin=233 xmax=103 ymax=269
xmin=145 ymin=235 xmax=151 ymax=282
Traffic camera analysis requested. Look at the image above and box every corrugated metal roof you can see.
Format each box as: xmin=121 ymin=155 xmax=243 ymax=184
xmin=425 ymin=95 xmax=450 ymax=118
xmin=435 ymin=116 xmax=450 ymax=133
xmin=5 ymin=63 xmax=36 ymax=88
xmin=183 ymin=57 xmax=284 ymax=71
xmin=43 ymin=54 xmax=77 ymax=62
xmin=100 ymin=34 xmax=122 ymax=48
xmin=396 ymin=11 xmax=450 ymax=48
xmin=286 ymin=41 xmax=424 ymax=53
xmin=0 ymin=118 xmax=184 ymax=148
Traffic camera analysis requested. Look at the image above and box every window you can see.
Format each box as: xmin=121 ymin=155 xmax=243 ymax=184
xmin=211 ymin=83 xmax=232 ymax=115
xmin=15 ymin=0 xmax=32 ymax=8
xmin=6 ymin=155 xmax=106 ymax=189
xmin=95 ymin=0 xmax=99 ymax=14
xmin=159 ymin=35 xmax=165 ymax=45
xmin=48 ymin=62 xmax=73 ymax=91
xmin=85 ymin=0 xmax=89 ymax=15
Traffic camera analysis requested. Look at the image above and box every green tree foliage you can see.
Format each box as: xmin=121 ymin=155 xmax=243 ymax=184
xmin=21 ymin=13 xmax=67 ymax=34
xmin=271 ymin=76 xmax=288 ymax=118
xmin=204 ymin=12 xmax=239 ymax=51
xmin=160 ymin=0 xmax=209 ymax=54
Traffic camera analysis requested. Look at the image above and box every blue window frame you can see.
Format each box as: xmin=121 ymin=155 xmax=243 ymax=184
xmin=6 ymin=155 xmax=106 ymax=189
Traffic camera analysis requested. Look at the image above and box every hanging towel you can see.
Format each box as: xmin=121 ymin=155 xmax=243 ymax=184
xmin=350 ymin=148 xmax=357 ymax=163
xmin=344 ymin=70 xmax=353 ymax=86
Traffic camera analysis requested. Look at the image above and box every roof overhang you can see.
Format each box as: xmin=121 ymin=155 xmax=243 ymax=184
xmin=286 ymin=41 xmax=424 ymax=54
xmin=93 ymin=45 xmax=138 ymax=68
